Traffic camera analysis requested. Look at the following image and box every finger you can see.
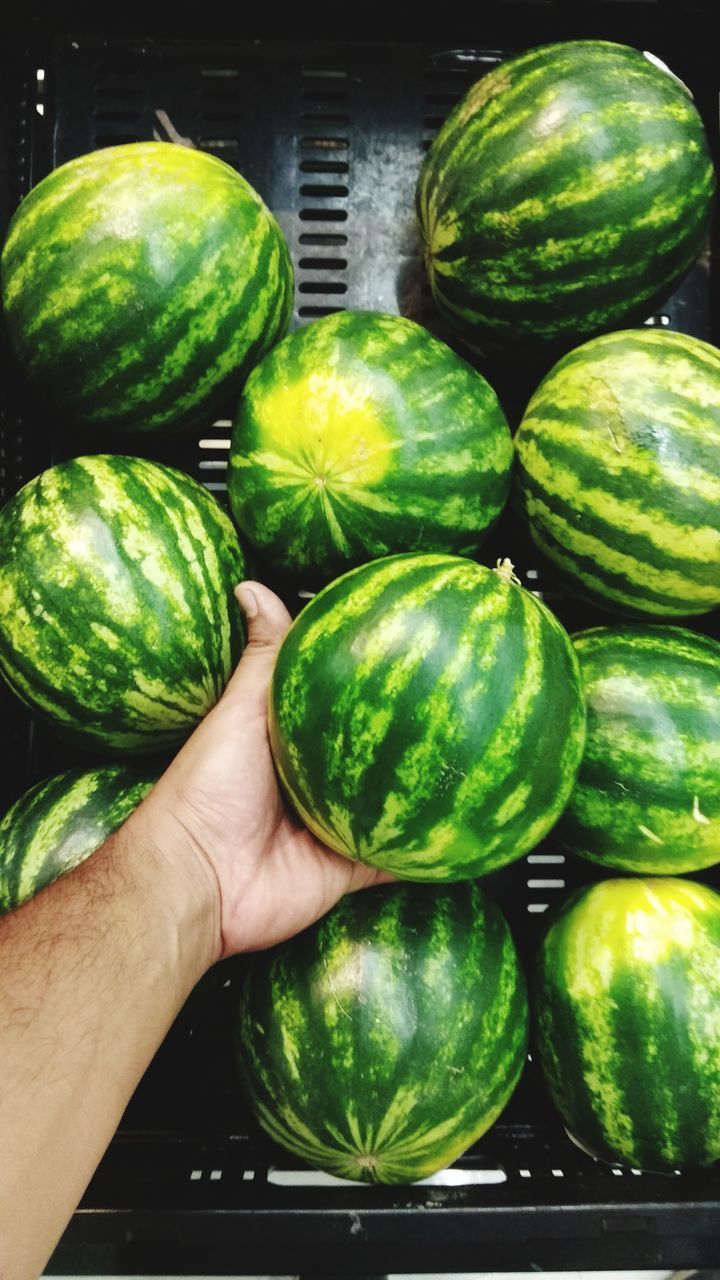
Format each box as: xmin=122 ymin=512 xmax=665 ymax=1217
xmin=221 ymin=580 xmax=293 ymax=714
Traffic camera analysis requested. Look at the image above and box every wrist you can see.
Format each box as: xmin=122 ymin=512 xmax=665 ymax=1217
xmin=122 ymin=794 xmax=223 ymax=978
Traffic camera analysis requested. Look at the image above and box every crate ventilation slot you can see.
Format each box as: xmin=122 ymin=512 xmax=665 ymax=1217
xmin=300 ymin=137 xmax=348 ymax=152
xmin=198 ymin=419 xmax=232 ymax=493
xmin=300 ymin=160 xmax=349 ymax=175
xmin=200 ymin=436 xmax=231 ymax=450
xmin=297 ymin=74 xmax=350 ymax=321
xmin=302 ymin=78 xmax=350 ymax=129
xmin=267 ymin=1166 xmax=506 ymax=1187
xmin=302 ymin=66 xmax=348 ymax=80
xmin=421 ymin=53 xmax=502 ymax=151
xmin=428 ymin=51 xmax=504 ymax=72
xmin=299 ymin=233 xmax=348 ymax=247
xmin=196 ymin=68 xmax=245 ymax=153
xmin=299 ymin=257 xmax=348 ymax=271
xmin=92 ymin=61 xmax=143 ymax=147
xmin=299 ymin=208 xmax=348 ymax=223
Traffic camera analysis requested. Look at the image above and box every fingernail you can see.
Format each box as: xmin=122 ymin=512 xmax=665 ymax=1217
xmin=235 ymin=584 xmax=258 ymax=618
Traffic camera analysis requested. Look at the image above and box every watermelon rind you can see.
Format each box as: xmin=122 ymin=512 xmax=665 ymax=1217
xmin=0 ymin=141 xmax=294 ymax=432
xmin=269 ymin=553 xmax=586 ymax=881
xmin=236 ymin=880 xmax=529 ymax=1184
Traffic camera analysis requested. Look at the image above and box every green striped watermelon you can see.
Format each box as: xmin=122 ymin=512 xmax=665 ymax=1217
xmin=269 ymin=553 xmax=586 ymax=881
xmin=514 ymin=329 xmax=720 ymax=616
xmin=228 ymin=310 xmax=513 ymax=583
xmin=0 ymin=142 xmax=293 ymax=432
xmin=236 ymin=880 xmax=528 ymax=1183
xmin=0 ymin=765 xmax=154 ymax=913
xmin=417 ymin=41 xmax=715 ymax=350
xmin=0 ymin=455 xmax=246 ymax=752
xmin=535 ymin=877 xmax=720 ymax=1170
xmin=555 ymin=625 xmax=720 ymax=874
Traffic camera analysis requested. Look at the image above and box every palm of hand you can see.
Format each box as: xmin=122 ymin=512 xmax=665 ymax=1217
xmin=143 ymin=582 xmax=389 ymax=960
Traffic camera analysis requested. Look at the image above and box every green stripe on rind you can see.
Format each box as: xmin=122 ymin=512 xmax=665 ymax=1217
xmin=228 ymin=310 xmax=513 ymax=583
xmin=0 ymin=142 xmax=293 ymax=432
xmin=417 ymin=41 xmax=715 ymax=349
xmin=236 ymin=881 xmax=528 ymax=1184
xmin=0 ymin=766 xmax=154 ymax=913
xmin=269 ymin=553 xmax=586 ymax=881
xmin=0 ymin=455 xmax=247 ymax=752
xmin=515 ymin=329 xmax=720 ymax=617
xmin=554 ymin=625 xmax=720 ymax=874
xmin=535 ymin=878 xmax=720 ymax=1170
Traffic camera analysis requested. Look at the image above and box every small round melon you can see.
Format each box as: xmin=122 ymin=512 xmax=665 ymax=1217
xmin=1 ymin=142 xmax=293 ymax=431
xmin=229 ymin=310 xmax=512 ymax=584
xmin=556 ymin=624 xmax=720 ymax=874
xmin=536 ymin=877 xmax=720 ymax=1170
xmin=417 ymin=41 xmax=714 ymax=350
xmin=236 ymin=880 xmax=528 ymax=1183
xmin=515 ymin=329 xmax=720 ymax=617
xmin=269 ymin=552 xmax=586 ymax=881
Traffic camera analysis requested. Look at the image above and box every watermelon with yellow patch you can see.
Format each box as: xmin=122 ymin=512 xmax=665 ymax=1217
xmin=228 ymin=311 xmax=512 ymax=583
xmin=535 ymin=877 xmax=720 ymax=1170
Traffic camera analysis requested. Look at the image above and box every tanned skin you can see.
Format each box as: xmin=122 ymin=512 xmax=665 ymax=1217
xmin=0 ymin=582 xmax=388 ymax=1280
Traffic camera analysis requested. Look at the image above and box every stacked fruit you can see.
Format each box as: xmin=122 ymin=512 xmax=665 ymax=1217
xmin=1 ymin=38 xmax=719 ymax=1184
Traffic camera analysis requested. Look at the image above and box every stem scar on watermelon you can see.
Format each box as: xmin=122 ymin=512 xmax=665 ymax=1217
xmin=494 ymin=557 xmax=522 ymax=586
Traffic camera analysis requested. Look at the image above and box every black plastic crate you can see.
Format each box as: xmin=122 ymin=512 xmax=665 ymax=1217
xmin=2 ymin=6 xmax=720 ymax=1273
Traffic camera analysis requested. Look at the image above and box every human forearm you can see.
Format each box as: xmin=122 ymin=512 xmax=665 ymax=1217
xmin=0 ymin=582 xmax=386 ymax=1280
xmin=0 ymin=809 xmax=217 ymax=1280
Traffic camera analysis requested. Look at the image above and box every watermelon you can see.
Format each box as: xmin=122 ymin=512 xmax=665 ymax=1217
xmin=514 ymin=329 xmax=720 ymax=617
xmin=0 ymin=765 xmax=154 ymax=913
xmin=228 ymin=310 xmax=513 ymax=584
xmin=555 ymin=625 xmax=720 ymax=874
xmin=417 ymin=41 xmax=715 ymax=350
xmin=236 ymin=880 xmax=528 ymax=1184
xmin=269 ymin=553 xmax=586 ymax=881
xmin=535 ymin=877 xmax=720 ymax=1170
xmin=0 ymin=142 xmax=293 ymax=432
xmin=0 ymin=455 xmax=246 ymax=752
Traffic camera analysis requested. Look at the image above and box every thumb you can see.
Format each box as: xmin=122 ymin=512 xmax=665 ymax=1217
xmin=222 ymin=580 xmax=293 ymax=715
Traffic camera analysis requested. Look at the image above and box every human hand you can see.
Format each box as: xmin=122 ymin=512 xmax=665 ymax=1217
xmin=138 ymin=581 xmax=390 ymax=963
